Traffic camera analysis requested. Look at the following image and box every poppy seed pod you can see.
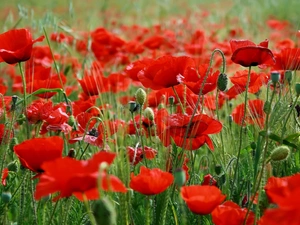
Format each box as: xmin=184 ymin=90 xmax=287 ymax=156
xmin=135 ymin=88 xmax=147 ymax=106
xmin=174 ymin=168 xmax=186 ymax=188
xmin=128 ymin=101 xmax=139 ymax=113
xmin=271 ymin=71 xmax=280 ymax=84
xmin=168 ymin=96 xmax=175 ymax=105
xmin=144 ymin=107 xmax=154 ymax=121
xmin=270 ymin=146 xmax=290 ymax=162
xmin=263 ymin=100 xmax=271 ymax=114
xmin=1 ymin=192 xmax=11 ymax=204
xmin=92 ymin=197 xmax=117 ymax=225
xmin=217 ymin=73 xmax=228 ymax=92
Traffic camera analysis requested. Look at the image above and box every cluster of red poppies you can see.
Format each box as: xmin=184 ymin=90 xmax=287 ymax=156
xmin=0 ymin=14 xmax=300 ymax=225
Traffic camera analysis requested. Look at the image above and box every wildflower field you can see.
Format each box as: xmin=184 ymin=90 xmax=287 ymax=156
xmin=1 ymin=0 xmax=300 ymax=224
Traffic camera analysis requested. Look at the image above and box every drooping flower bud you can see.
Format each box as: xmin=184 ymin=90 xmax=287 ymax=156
xmin=217 ymin=73 xmax=228 ymax=92
xmin=284 ymin=70 xmax=292 ymax=85
xmin=135 ymin=88 xmax=147 ymax=106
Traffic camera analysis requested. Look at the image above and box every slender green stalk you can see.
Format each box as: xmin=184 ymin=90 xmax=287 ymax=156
xmin=83 ymin=195 xmax=97 ymax=225
xmin=230 ymin=66 xmax=252 ymax=198
xmin=172 ymin=86 xmax=185 ymax=113
xmin=145 ymin=196 xmax=151 ymax=225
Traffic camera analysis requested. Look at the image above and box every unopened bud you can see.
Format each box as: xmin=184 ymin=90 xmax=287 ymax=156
xmin=285 ymin=70 xmax=292 ymax=84
xmin=92 ymin=197 xmax=116 ymax=225
xmin=217 ymin=73 xmax=228 ymax=92
xmin=270 ymin=146 xmax=290 ymax=162
xmin=144 ymin=107 xmax=154 ymax=121
xmin=263 ymin=100 xmax=271 ymax=114
xmin=67 ymin=149 xmax=76 ymax=158
xmin=135 ymin=88 xmax=147 ymax=106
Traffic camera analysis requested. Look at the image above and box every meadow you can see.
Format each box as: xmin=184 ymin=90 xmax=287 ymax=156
xmin=0 ymin=0 xmax=300 ymax=224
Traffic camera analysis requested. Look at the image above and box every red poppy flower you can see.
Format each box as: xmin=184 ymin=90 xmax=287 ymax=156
xmin=230 ymin=39 xmax=275 ymax=67
xmin=78 ymin=63 xmax=110 ymax=96
xmin=34 ymin=151 xmax=127 ymax=201
xmin=124 ymin=58 xmax=154 ymax=81
xmin=181 ymin=185 xmax=226 ymax=215
xmin=211 ymin=201 xmax=255 ymax=225
xmin=107 ymin=73 xmax=131 ymax=93
xmin=231 ymin=99 xmax=265 ymax=128
xmin=129 ymin=166 xmax=174 ymax=195
xmin=272 ymin=48 xmax=300 ymax=71
xmin=127 ymin=146 xmax=158 ymax=165
xmin=156 ymin=109 xmax=222 ymax=150
xmin=26 ymin=100 xmax=53 ymax=124
xmin=226 ymin=70 xmax=269 ymax=99
xmin=1 ymin=168 xmax=9 ymax=186
xmin=182 ymin=64 xmax=219 ymax=95
xmin=0 ymin=29 xmax=44 ymax=64
xmin=202 ymin=174 xmax=217 ymax=186
xmin=13 ymin=136 xmax=63 ymax=173
xmin=137 ymin=55 xmax=195 ymax=90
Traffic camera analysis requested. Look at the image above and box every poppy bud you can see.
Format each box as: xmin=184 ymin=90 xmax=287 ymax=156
xmin=144 ymin=107 xmax=154 ymax=121
xmin=11 ymin=95 xmax=18 ymax=111
xmin=135 ymin=88 xmax=147 ymax=106
xmin=217 ymin=73 xmax=228 ymax=92
xmin=1 ymin=192 xmax=11 ymax=204
xmin=270 ymin=146 xmax=290 ymax=162
xmin=174 ymin=168 xmax=186 ymax=187
xmin=214 ymin=165 xmax=222 ymax=175
xmin=7 ymin=161 xmax=18 ymax=172
xmin=250 ymin=142 xmax=256 ymax=150
xmin=263 ymin=100 xmax=271 ymax=114
xmin=128 ymin=101 xmax=139 ymax=113
xmin=92 ymin=197 xmax=116 ymax=225
xmin=168 ymin=96 xmax=175 ymax=105
xmin=68 ymin=115 xmax=77 ymax=128
xmin=9 ymin=137 xmax=18 ymax=152
xmin=295 ymin=83 xmax=300 ymax=96
xmin=284 ymin=70 xmax=292 ymax=84
xmin=271 ymin=71 xmax=280 ymax=84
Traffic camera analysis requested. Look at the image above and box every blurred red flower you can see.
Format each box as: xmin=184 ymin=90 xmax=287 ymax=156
xmin=181 ymin=185 xmax=226 ymax=215
xmin=212 ymin=201 xmax=255 ymax=225
xmin=259 ymin=174 xmax=300 ymax=225
xmin=127 ymin=146 xmax=157 ymax=165
xmin=129 ymin=166 xmax=174 ymax=195
xmin=202 ymin=174 xmax=217 ymax=186
xmin=272 ymin=48 xmax=300 ymax=71
xmin=13 ymin=136 xmax=63 ymax=173
xmin=230 ymin=39 xmax=275 ymax=67
xmin=137 ymin=55 xmax=195 ymax=90
xmin=34 ymin=151 xmax=127 ymax=201
xmin=156 ymin=109 xmax=222 ymax=150
xmin=1 ymin=168 xmax=9 ymax=186
xmin=231 ymin=99 xmax=265 ymax=128
xmin=0 ymin=29 xmax=44 ymax=64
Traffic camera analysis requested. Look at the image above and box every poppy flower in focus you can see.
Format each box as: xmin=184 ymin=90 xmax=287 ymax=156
xmin=230 ymin=39 xmax=275 ymax=67
xmin=137 ymin=55 xmax=195 ymax=90
xmin=181 ymin=185 xmax=226 ymax=215
xmin=13 ymin=136 xmax=63 ymax=173
xmin=156 ymin=108 xmax=222 ymax=150
xmin=211 ymin=201 xmax=255 ymax=225
xmin=231 ymin=99 xmax=265 ymax=128
xmin=34 ymin=151 xmax=127 ymax=201
xmin=124 ymin=58 xmax=154 ymax=82
xmin=0 ymin=29 xmax=44 ymax=64
xmin=182 ymin=64 xmax=219 ymax=95
xmin=1 ymin=168 xmax=9 ymax=186
xmin=130 ymin=166 xmax=174 ymax=195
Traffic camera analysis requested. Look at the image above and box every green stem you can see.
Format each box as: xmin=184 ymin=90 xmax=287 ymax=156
xmin=230 ymin=66 xmax=252 ymax=198
xmin=145 ymin=196 xmax=151 ymax=225
xmin=281 ymin=95 xmax=299 ymax=141
xmin=83 ymin=194 xmax=97 ymax=225
xmin=172 ymin=86 xmax=185 ymax=113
